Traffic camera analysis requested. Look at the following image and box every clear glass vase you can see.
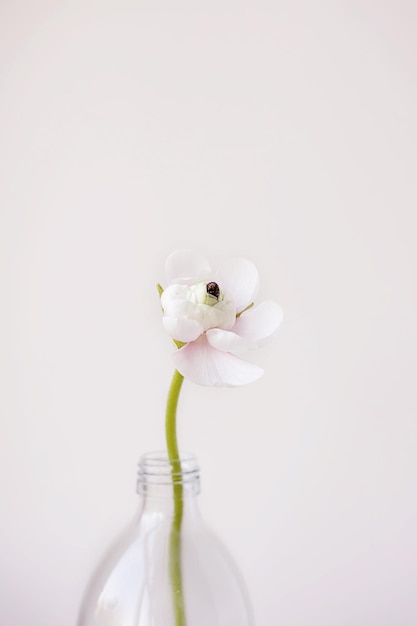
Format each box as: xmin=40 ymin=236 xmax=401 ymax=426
xmin=77 ymin=452 xmax=254 ymax=626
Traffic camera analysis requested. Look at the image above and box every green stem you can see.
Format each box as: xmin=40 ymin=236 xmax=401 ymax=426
xmin=165 ymin=369 xmax=186 ymax=626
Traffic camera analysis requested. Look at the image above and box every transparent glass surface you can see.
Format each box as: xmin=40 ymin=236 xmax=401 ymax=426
xmin=77 ymin=452 xmax=254 ymax=626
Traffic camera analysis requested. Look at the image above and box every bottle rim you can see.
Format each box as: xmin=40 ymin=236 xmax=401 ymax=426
xmin=137 ymin=450 xmax=200 ymax=489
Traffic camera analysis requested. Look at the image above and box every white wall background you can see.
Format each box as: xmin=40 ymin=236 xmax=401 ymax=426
xmin=1 ymin=1 xmax=416 ymax=624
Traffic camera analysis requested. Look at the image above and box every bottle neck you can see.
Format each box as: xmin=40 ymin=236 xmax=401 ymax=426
xmin=136 ymin=451 xmax=201 ymax=515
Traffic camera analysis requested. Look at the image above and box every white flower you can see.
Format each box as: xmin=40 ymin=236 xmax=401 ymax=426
xmin=160 ymin=250 xmax=283 ymax=387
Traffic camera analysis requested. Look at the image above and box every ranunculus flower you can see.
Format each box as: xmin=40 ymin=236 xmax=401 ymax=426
xmin=160 ymin=250 xmax=283 ymax=386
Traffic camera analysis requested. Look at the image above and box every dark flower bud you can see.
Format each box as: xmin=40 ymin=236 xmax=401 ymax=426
xmin=206 ymin=282 xmax=220 ymax=299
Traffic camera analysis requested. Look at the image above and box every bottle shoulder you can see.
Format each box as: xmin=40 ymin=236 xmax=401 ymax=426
xmin=78 ymin=510 xmax=254 ymax=626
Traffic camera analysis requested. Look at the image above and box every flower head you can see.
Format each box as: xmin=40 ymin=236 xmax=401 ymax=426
xmin=160 ymin=250 xmax=283 ymax=386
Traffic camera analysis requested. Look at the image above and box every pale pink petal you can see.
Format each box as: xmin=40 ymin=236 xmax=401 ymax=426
xmin=163 ymin=317 xmax=203 ymax=342
xmin=233 ymin=301 xmax=283 ymax=343
xmin=172 ymin=335 xmax=264 ymax=386
xmin=165 ymin=250 xmax=212 ymax=285
xmin=215 ymin=258 xmax=259 ymax=313
xmin=206 ymin=328 xmax=254 ymax=355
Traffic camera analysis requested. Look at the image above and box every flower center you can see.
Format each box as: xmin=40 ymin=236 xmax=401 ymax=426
xmin=206 ymin=282 xmax=220 ymax=299
xmin=161 ymin=279 xmax=236 ymax=334
xmin=187 ymin=281 xmax=224 ymax=307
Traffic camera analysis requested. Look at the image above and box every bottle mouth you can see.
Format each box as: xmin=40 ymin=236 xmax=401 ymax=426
xmin=137 ymin=451 xmax=200 ymax=494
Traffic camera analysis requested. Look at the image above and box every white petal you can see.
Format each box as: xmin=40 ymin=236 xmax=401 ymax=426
xmin=172 ymin=336 xmax=264 ymax=387
xmin=206 ymin=328 xmax=254 ymax=355
xmin=163 ymin=317 xmax=203 ymax=342
xmin=161 ymin=284 xmax=193 ymax=316
xmin=197 ymin=299 xmax=236 ymax=332
xmin=216 ymin=258 xmax=259 ymax=312
xmin=165 ymin=250 xmax=212 ymax=285
xmin=233 ymin=301 xmax=283 ymax=343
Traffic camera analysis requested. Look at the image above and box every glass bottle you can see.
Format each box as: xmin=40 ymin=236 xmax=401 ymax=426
xmin=77 ymin=451 xmax=254 ymax=626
